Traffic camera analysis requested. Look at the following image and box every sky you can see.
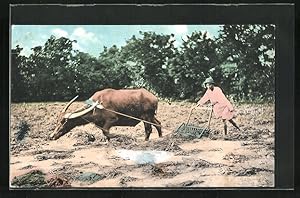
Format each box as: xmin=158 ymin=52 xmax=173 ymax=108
xmin=11 ymin=25 xmax=222 ymax=57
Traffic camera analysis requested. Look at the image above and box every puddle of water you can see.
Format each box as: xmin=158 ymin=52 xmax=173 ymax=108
xmin=117 ymin=149 xmax=174 ymax=164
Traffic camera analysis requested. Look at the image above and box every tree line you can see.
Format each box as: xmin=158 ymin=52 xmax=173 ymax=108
xmin=11 ymin=24 xmax=275 ymax=103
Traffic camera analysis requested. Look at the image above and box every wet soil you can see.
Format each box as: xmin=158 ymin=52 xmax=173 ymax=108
xmin=10 ymin=101 xmax=274 ymax=188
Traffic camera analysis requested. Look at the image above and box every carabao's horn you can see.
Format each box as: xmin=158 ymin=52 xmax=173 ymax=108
xmin=62 ymin=95 xmax=79 ymax=113
xmin=64 ymin=101 xmax=98 ymax=119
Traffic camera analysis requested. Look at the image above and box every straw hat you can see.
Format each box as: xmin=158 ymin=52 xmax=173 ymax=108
xmin=203 ymin=77 xmax=215 ymax=87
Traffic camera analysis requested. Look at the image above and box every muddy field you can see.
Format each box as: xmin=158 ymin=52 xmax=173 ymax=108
xmin=10 ymin=101 xmax=274 ymax=188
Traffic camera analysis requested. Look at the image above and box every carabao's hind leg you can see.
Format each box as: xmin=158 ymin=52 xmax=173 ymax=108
xmin=153 ymin=117 xmax=162 ymax=137
xmin=143 ymin=122 xmax=152 ymax=141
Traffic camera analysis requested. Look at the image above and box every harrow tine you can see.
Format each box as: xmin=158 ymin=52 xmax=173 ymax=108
xmin=174 ymin=106 xmax=213 ymax=139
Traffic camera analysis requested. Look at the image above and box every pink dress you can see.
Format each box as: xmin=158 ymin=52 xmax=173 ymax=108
xmin=197 ymin=86 xmax=234 ymax=120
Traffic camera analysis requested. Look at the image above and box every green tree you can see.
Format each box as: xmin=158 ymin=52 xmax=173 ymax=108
xmin=11 ymin=45 xmax=28 ymax=102
xmin=71 ymin=51 xmax=103 ymax=98
xmin=24 ymin=35 xmax=77 ymax=100
xmin=121 ymin=32 xmax=177 ymax=97
xmin=218 ymin=25 xmax=275 ymax=101
xmin=98 ymin=45 xmax=133 ymax=89
xmin=169 ymin=31 xmax=221 ymax=99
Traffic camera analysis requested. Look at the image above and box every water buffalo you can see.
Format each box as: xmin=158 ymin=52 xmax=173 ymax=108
xmin=50 ymin=88 xmax=162 ymax=141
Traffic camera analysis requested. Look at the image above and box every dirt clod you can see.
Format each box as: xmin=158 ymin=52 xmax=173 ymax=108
xmin=179 ymin=180 xmax=204 ymax=187
xmin=35 ymin=150 xmax=74 ymax=161
xmin=142 ymin=164 xmax=179 ymax=178
xmin=223 ymin=153 xmax=249 ymax=163
xmin=221 ymin=167 xmax=273 ymax=176
xmin=20 ymin=165 xmax=35 ymax=170
xmin=105 ymin=170 xmax=122 ymax=179
xmin=119 ymin=176 xmax=138 ymax=186
xmin=47 ymin=176 xmax=71 ymax=188
xmin=75 ymin=172 xmax=105 ymax=184
xmin=49 ymin=166 xmax=81 ymax=181
xmin=72 ymin=132 xmax=96 ymax=146
xmin=11 ymin=170 xmax=47 ymax=188
xmin=15 ymin=121 xmax=30 ymax=141
xmin=191 ymin=159 xmax=224 ymax=168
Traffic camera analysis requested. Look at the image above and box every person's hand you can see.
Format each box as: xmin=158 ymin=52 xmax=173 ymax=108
xmin=194 ymin=103 xmax=200 ymax=109
xmin=191 ymin=105 xmax=197 ymax=111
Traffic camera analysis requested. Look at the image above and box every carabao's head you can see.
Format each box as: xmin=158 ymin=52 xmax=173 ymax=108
xmin=50 ymin=95 xmax=95 ymax=140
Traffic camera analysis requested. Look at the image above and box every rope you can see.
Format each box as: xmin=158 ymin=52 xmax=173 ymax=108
xmin=78 ymin=105 xmax=161 ymax=128
xmin=102 ymin=108 xmax=161 ymax=127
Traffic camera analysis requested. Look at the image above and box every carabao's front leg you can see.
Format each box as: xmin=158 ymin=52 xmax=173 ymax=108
xmin=101 ymin=128 xmax=112 ymax=141
xmin=100 ymin=117 xmax=118 ymax=141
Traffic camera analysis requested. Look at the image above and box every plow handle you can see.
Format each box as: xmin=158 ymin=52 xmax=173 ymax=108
xmin=207 ymin=106 xmax=213 ymax=128
xmin=186 ymin=108 xmax=194 ymax=125
xmin=198 ymin=106 xmax=214 ymax=138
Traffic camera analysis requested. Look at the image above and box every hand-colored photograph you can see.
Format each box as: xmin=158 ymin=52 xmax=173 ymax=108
xmin=10 ymin=23 xmax=275 ymax=188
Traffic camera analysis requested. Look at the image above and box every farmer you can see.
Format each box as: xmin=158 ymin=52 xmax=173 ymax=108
xmin=192 ymin=77 xmax=240 ymax=135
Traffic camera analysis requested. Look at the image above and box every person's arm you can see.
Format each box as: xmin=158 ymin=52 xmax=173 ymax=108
xmin=196 ymin=89 xmax=210 ymax=107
